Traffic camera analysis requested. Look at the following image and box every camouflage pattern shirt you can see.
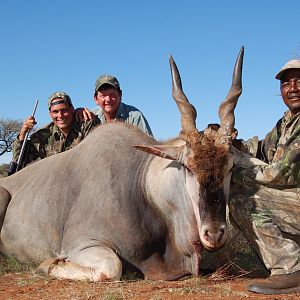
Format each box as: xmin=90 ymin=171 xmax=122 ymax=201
xmin=92 ymin=102 xmax=153 ymax=136
xmin=12 ymin=118 xmax=100 ymax=166
xmin=233 ymin=110 xmax=300 ymax=187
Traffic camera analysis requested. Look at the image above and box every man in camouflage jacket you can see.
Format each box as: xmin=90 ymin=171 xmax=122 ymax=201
xmin=12 ymin=91 xmax=100 ymax=168
xmin=229 ymin=59 xmax=300 ymax=295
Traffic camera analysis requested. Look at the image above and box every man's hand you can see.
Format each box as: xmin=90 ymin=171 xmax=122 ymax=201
xmin=19 ymin=116 xmax=36 ymax=141
xmin=204 ymin=123 xmax=239 ymax=141
xmin=74 ymin=108 xmax=96 ymax=122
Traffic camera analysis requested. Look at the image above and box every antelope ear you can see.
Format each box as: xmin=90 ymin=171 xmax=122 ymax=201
xmin=133 ymin=144 xmax=186 ymax=161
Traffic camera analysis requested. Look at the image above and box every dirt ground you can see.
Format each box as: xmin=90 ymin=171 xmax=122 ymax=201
xmin=1 ymin=255 xmax=299 ymax=300
xmin=1 ymin=270 xmax=300 ymax=300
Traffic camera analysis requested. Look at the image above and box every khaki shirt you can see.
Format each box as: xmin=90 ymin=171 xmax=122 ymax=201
xmin=92 ymin=102 xmax=153 ymax=136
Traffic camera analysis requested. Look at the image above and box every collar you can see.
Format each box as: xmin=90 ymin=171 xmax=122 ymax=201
xmin=283 ymin=110 xmax=300 ymax=123
xmin=94 ymin=102 xmax=126 ymax=122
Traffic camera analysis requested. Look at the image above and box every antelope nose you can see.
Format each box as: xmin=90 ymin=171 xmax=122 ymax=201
xmin=201 ymin=223 xmax=227 ymax=249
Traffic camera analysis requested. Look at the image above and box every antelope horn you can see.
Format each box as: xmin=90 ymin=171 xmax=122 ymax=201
xmin=169 ymin=55 xmax=197 ymax=137
xmin=217 ymin=46 xmax=244 ymax=145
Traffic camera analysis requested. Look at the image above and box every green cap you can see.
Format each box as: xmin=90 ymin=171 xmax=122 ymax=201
xmin=275 ymin=59 xmax=300 ymax=80
xmin=48 ymin=91 xmax=72 ymax=110
xmin=95 ymin=74 xmax=120 ymax=92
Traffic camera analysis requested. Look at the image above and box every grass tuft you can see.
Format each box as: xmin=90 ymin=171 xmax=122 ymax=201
xmin=101 ymin=288 xmax=125 ymax=300
xmin=0 ymin=254 xmax=35 ymax=275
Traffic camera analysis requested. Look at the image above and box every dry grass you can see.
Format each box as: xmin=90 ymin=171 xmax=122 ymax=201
xmin=0 ymin=254 xmax=34 ymax=275
xmin=208 ymin=261 xmax=252 ymax=282
xmin=0 ymin=257 xmax=297 ymax=300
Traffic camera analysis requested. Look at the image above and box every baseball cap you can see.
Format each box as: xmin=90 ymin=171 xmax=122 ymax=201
xmin=48 ymin=91 xmax=72 ymax=110
xmin=95 ymin=74 xmax=120 ymax=92
xmin=275 ymin=59 xmax=300 ymax=80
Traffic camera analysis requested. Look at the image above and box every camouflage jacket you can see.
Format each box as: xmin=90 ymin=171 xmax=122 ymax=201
xmin=234 ymin=110 xmax=300 ymax=188
xmin=12 ymin=118 xmax=100 ymax=167
xmin=92 ymin=102 xmax=153 ymax=136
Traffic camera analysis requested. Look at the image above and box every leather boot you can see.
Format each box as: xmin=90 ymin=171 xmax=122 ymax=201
xmin=248 ymin=270 xmax=300 ymax=295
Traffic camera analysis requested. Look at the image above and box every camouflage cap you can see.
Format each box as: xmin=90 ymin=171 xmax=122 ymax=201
xmin=275 ymin=59 xmax=300 ymax=80
xmin=48 ymin=91 xmax=72 ymax=110
xmin=95 ymin=74 xmax=120 ymax=92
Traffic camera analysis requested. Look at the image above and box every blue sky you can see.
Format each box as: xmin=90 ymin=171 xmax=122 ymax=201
xmin=1 ymin=1 xmax=300 ymax=164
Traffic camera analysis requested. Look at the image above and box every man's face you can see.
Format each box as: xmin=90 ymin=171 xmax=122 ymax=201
xmin=49 ymin=99 xmax=74 ymax=131
xmin=94 ymin=87 xmax=121 ymax=118
xmin=280 ymin=69 xmax=300 ymax=115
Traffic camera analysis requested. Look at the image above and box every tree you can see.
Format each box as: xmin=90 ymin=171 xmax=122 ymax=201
xmin=0 ymin=118 xmax=22 ymax=156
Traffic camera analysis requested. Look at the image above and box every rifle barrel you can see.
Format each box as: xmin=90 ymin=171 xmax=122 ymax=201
xmin=16 ymin=99 xmax=39 ymax=170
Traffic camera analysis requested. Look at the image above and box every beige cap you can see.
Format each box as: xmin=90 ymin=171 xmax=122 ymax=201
xmin=275 ymin=59 xmax=300 ymax=80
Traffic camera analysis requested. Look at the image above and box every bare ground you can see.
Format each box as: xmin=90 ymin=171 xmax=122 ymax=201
xmin=1 ymin=254 xmax=299 ymax=300
xmin=1 ymin=269 xmax=299 ymax=300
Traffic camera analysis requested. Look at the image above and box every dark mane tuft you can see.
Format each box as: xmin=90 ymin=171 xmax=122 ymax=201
xmin=185 ymin=130 xmax=229 ymax=190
